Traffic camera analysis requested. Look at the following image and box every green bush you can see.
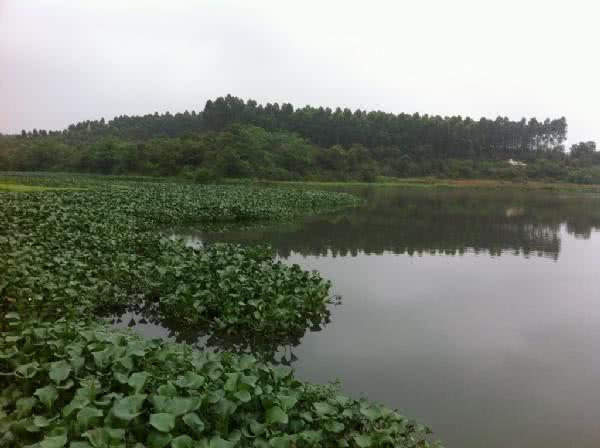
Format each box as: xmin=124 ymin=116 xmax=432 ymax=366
xmin=194 ymin=168 xmax=220 ymax=184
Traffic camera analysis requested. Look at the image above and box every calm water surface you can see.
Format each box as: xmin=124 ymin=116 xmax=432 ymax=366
xmin=111 ymin=187 xmax=600 ymax=448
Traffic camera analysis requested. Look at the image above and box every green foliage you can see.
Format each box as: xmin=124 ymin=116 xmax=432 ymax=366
xmin=0 ymin=174 xmax=441 ymax=446
xmin=194 ymin=167 xmax=220 ymax=184
xmin=3 ymin=95 xmax=595 ymax=185
xmin=0 ymin=317 xmax=440 ymax=447
xmin=158 ymin=244 xmax=331 ymax=336
xmin=0 ymin=176 xmax=358 ymax=336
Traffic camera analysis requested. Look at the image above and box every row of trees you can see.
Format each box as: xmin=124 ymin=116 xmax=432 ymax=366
xmin=3 ymin=125 xmax=378 ymax=180
xmin=2 ymin=123 xmax=599 ymax=183
xmin=18 ymin=95 xmax=568 ymax=158
xmin=203 ymin=96 xmax=568 ymax=158
xmin=3 ymin=95 xmax=597 ymax=183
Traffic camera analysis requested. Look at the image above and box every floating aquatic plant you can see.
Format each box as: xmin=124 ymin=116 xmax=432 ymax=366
xmin=0 ymin=314 xmax=440 ymax=448
xmin=0 ymin=173 xmax=441 ymax=447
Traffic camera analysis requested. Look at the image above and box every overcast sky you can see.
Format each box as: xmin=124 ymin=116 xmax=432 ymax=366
xmin=1 ymin=0 xmax=598 ymax=144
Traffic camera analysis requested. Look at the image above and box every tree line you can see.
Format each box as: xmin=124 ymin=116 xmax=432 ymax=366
xmin=2 ymin=95 xmax=598 ymax=183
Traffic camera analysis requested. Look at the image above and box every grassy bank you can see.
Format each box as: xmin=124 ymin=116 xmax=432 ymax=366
xmin=0 ymin=181 xmax=85 ymax=192
xmin=5 ymin=171 xmax=600 ymax=193
xmin=230 ymin=177 xmax=600 ymax=193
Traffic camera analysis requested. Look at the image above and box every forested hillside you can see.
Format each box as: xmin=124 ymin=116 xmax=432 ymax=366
xmin=1 ymin=95 xmax=598 ymax=182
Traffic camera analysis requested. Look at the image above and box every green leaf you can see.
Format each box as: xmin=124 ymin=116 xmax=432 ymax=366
xmin=171 ymin=435 xmax=194 ymax=448
xmin=182 ymin=412 xmax=205 ymax=433
xmin=83 ymin=428 xmax=109 ymax=448
xmin=174 ymin=372 xmax=205 ymax=390
xmin=126 ymin=341 xmax=147 ymax=358
xmin=16 ymin=397 xmax=37 ymax=417
xmin=265 ymin=406 xmax=288 ymax=425
xmin=112 ymin=394 xmax=146 ymax=421
xmin=173 ymin=397 xmax=202 ymax=416
xmin=62 ymin=395 xmax=90 ymax=418
xmin=209 ymin=436 xmax=235 ymax=448
xmin=252 ymin=438 xmax=269 ymax=448
xmin=57 ymin=379 xmax=74 ymax=390
xmin=154 ymin=396 xmax=202 ymax=416
xmin=49 ymin=360 xmax=72 ymax=383
xmin=278 ymin=395 xmax=297 ymax=411
xmin=325 ymin=420 xmax=345 ymax=433
xmin=157 ymin=383 xmax=177 ymax=397
xmin=35 ymin=385 xmax=59 ymax=409
xmin=148 ymin=431 xmax=172 ymax=448
xmin=5 ymin=335 xmax=23 ymax=343
xmin=149 ymin=413 xmax=176 ymax=432
xmin=359 ymin=405 xmax=381 ymax=421
xmin=224 ymin=372 xmax=240 ymax=392
xmin=151 ymin=395 xmax=169 ymax=413
xmin=240 ymin=375 xmax=258 ymax=388
xmin=271 ymin=366 xmax=292 ymax=381
xmin=107 ymin=428 xmax=126 ymax=442
xmin=69 ymin=442 xmax=93 ymax=448
xmin=234 ymin=390 xmax=251 ymax=403
xmin=237 ymin=354 xmax=257 ymax=370
xmin=92 ymin=349 xmax=110 ymax=368
xmin=114 ymin=372 xmax=129 ymax=384
xmin=26 ymin=418 xmax=43 ymax=433
xmin=40 ymin=435 xmax=68 ymax=448
xmin=268 ymin=436 xmax=294 ymax=448
xmin=0 ymin=346 xmax=18 ymax=360
xmin=16 ymin=361 xmax=39 ymax=379
xmin=249 ymin=419 xmax=266 ymax=436
xmin=215 ymin=398 xmax=237 ymax=416
xmin=299 ymin=430 xmax=323 ymax=444
xmin=353 ymin=435 xmax=372 ymax=447
xmin=128 ymin=372 xmax=150 ymax=393
xmin=70 ymin=356 xmax=85 ymax=375
xmin=335 ymin=395 xmax=351 ymax=406
xmin=205 ymin=390 xmax=224 ymax=404
xmin=76 ymin=407 xmax=104 ymax=428
xmin=33 ymin=415 xmax=52 ymax=428
xmin=313 ymin=402 xmax=336 ymax=416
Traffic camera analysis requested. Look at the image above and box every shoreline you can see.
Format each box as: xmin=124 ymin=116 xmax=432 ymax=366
xmin=4 ymin=171 xmax=600 ymax=194
xmin=228 ymin=177 xmax=600 ymax=193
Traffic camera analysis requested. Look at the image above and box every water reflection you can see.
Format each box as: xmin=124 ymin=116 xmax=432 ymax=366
xmin=181 ymin=189 xmax=600 ymax=260
xmin=111 ymin=187 xmax=600 ymax=448
xmin=107 ymin=301 xmax=336 ymax=365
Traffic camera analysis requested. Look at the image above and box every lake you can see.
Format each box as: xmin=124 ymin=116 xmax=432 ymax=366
xmin=110 ymin=187 xmax=600 ymax=448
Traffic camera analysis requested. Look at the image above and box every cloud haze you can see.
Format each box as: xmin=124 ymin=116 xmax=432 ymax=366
xmin=1 ymin=0 xmax=598 ymax=145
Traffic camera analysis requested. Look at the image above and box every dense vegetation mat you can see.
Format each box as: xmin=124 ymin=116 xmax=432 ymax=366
xmin=0 ymin=182 xmax=357 ymax=336
xmin=0 ymin=315 xmax=439 ymax=448
xmin=0 ymin=174 xmax=441 ymax=447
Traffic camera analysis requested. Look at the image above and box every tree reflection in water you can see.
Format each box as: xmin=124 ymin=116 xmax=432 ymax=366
xmin=110 ymin=188 xmax=600 ymax=361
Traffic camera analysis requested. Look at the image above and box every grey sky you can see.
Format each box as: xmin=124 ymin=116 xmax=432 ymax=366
xmin=1 ymin=0 xmax=598 ymax=145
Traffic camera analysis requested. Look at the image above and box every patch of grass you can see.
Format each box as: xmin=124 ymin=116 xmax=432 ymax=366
xmin=0 ymin=182 xmax=82 ymax=192
xmin=233 ymin=177 xmax=600 ymax=193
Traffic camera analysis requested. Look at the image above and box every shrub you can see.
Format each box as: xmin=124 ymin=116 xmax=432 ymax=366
xmin=194 ymin=168 xmax=220 ymax=184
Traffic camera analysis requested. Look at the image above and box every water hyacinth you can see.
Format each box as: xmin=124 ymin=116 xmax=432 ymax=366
xmin=0 ymin=173 xmax=441 ymax=447
xmin=0 ymin=316 xmax=440 ymax=448
xmin=0 ymin=180 xmax=357 ymax=335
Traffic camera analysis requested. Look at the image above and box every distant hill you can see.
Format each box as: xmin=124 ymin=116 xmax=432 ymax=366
xmin=1 ymin=95 xmax=598 ymax=183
